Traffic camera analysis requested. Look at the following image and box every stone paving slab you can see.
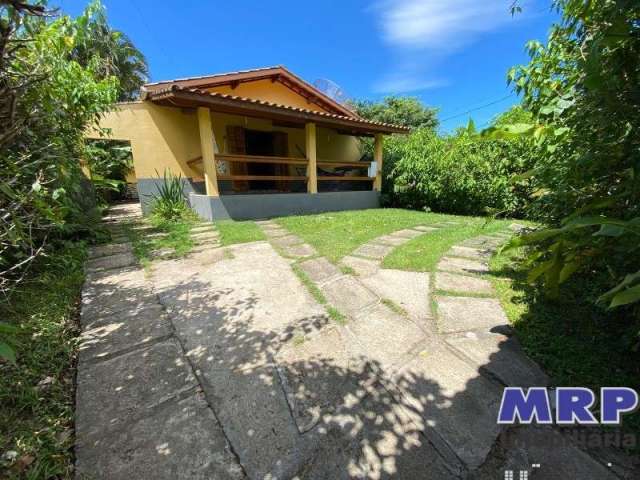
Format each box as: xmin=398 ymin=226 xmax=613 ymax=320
xmin=391 ymin=228 xmax=424 ymax=239
xmin=76 ymin=394 xmax=244 ymax=480
xmin=110 ymin=235 xmax=130 ymax=244
xmin=75 ymin=339 xmax=198 ymax=443
xmin=360 ymin=269 xmax=432 ymax=321
xmin=351 ymin=242 xmax=394 ymax=260
xmin=373 ymin=234 xmax=412 ymax=246
xmin=190 ymin=225 xmax=215 ymax=233
xmin=89 ymin=243 xmax=132 ymax=259
xmin=472 ymin=426 xmax=619 ymax=480
xmin=321 ymin=275 xmax=378 ymax=319
xmin=191 ymin=231 xmax=220 ymax=242
xmin=83 ymin=303 xmax=166 ymax=330
xmin=81 ymin=291 xmax=158 ymax=321
xmin=391 ymin=342 xmax=503 ymax=470
xmin=79 ymin=310 xmax=172 ymax=361
xmin=345 ymin=304 xmax=429 ymax=371
xmin=435 ymin=272 xmax=494 ymax=295
xmin=445 ymin=332 xmax=548 ymax=387
xmin=437 ymin=256 xmax=489 ymax=275
xmin=261 ymin=227 xmax=289 ymax=238
xmin=86 ymin=251 xmax=137 ymax=272
xmin=201 ymin=365 xmax=303 ymax=479
xmin=435 ymin=296 xmax=511 ymax=334
xmin=276 ymin=327 xmax=365 ymax=433
xmin=84 ymin=266 xmax=148 ymax=291
xmin=447 ymin=245 xmax=492 ymax=260
xmin=298 ymin=257 xmax=341 ymax=284
xmin=259 ymin=223 xmax=284 ymax=231
xmin=283 ymin=243 xmax=317 ymax=258
xmin=304 ymin=378 xmax=465 ymax=480
xmin=412 ymin=225 xmax=440 ymax=232
xmin=270 ymin=234 xmax=303 ymax=248
xmin=188 ymin=247 xmax=227 ymax=265
xmin=340 ymin=255 xmax=380 ymax=277
xmin=461 ymin=236 xmax=503 ymax=249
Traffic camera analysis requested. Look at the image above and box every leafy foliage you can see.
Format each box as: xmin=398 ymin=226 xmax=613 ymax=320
xmin=85 ymin=139 xmax=133 ymax=200
xmin=386 ymin=108 xmax=536 ymax=217
xmin=69 ymin=0 xmax=148 ymax=100
xmin=349 ymin=96 xmax=439 ymax=130
xmin=150 ymin=169 xmax=190 ymax=222
xmin=491 ymin=1 xmax=640 ymax=318
xmin=1 ymin=0 xmax=119 ymax=298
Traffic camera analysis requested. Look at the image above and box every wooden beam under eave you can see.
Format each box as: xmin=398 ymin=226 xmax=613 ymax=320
xmin=373 ymin=133 xmax=384 ymax=192
xmin=305 ymin=123 xmax=318 ymax=194
xmin=196 ymin=107 xmax=220 ymax=197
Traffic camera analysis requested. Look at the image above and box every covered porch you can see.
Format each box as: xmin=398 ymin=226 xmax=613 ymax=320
xmin=146 ymin=85 xmax=408 ymax=220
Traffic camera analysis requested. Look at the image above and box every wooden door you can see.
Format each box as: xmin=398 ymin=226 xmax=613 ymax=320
xmin=226 ymin=126 xmax=249 ymax=192
xmin=272 ymin=131 xmax=289 ymax=191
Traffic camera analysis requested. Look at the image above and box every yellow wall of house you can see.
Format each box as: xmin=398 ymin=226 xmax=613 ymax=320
xmin=94 ymin=102 xmax=362 ymax=181
xmin=207 ymin=79 xmax=331 ymax=113
xmin=95 ymin=102 xmax=201 ymax=179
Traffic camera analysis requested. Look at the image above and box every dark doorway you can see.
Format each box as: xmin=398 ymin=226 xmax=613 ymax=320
xmin=245 ymin=130 xmax=276 ymax=191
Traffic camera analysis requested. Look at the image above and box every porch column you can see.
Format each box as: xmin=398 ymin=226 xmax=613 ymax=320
xmin=197 ymin=107 xmax=219 ymax=197
xmin=373 ymin=133 xmax=384 ymax=191
xmin=305 ymin=122 xmax=318 ymax=194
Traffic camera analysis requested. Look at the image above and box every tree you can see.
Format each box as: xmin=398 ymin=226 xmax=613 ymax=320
xmin=69 ymin=0 xmax=148 ymax=100
xmin=490 ymin=0 xmax=640 ymax=313
xmin=349 ymin=96 xmax=439 ymax=130
xmin=0 ymin=0 xmax=119 ymax=299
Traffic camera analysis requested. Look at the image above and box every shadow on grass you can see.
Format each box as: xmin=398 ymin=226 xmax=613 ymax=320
xmin=489 ymin=252 xmax=640 ymax=440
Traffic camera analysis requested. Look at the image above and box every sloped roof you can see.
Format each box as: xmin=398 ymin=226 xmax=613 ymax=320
xmin=143 ymin=65 xmax=358 ymax=118
xmin=146 ymin=85 xmax=410 ymax=135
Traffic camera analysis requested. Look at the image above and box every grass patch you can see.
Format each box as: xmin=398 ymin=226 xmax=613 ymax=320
xmin=488 ymin=249 xmax=640 ymax=437
xmin=381 ymin=298 xmax=408 ymax=317
xmin=277 ymin=208 xmax=463 ymax=262
xmin=383 ymin=220 xmax=509 ymax=272
xmin=326 ymin=306 xmax=347 ymax=325
xmin=129 ymin=215 xmax=197 ymax=265
xmin=216 ymin=220 xmax=265 ymax=246
xmin=292 ymin=264 xmax=327 ymax=305
xmin=0 ymin=243 xmax=86 ymax=479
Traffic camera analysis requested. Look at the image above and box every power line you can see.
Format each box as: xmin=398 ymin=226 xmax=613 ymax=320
xmin=440 ymin=94 xmax=516 ymax=123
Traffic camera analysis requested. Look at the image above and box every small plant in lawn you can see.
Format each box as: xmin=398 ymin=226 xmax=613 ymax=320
xmin=149 ymin=169 xmax=190 ymax=221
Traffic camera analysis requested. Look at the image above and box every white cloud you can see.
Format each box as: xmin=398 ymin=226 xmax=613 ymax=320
xmin=373 ymin=73 xmax=447 ymax=94
xmin=375 ymin=0 xmax=517 ymax=52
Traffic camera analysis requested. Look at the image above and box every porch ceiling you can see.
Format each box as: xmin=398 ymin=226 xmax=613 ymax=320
xmin=145 ymin=85 xmax=410 ymax=136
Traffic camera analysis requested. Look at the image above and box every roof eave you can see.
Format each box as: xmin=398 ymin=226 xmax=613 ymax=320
xmin=147 ymin=87 xmax=409 ymax=135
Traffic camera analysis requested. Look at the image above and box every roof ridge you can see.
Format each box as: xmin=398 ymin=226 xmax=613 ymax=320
xmin=144 ymin=65 xmax=281 ymax=87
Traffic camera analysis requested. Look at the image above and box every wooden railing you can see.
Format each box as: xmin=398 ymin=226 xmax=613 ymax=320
xmin=187 ymin=154 xmax=374 ymax=184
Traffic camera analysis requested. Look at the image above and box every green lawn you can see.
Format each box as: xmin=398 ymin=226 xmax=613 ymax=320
xmin=384 ymin=220 xmax=509 ymax=271
xmin=216 ymin=220 xmax=266 ymax=246
xmin=277 ymin=207 xmax=639 ymax=438
xmin=0 ymin=244 xmax=86 ymax=479
xmin=277 ymin=208 xmax=467 ymax=262
xmin=129 ymin=216 xmax=196 ymax=267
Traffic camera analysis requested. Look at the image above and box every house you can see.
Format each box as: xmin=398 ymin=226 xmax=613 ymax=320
xmin=94 ymin=66 xmax=409 ymax=220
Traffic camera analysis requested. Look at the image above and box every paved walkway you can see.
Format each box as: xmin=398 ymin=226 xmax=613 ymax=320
xmin=75 ymin=206 xmax=631 ymax=479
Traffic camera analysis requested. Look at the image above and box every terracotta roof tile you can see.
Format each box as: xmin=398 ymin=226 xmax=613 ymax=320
xmin=147 ymin=85 xmax=410 ymax=133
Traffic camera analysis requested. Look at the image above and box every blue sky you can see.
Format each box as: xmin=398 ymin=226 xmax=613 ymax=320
xmin=55 ymin=0 xmax=556 ymax=131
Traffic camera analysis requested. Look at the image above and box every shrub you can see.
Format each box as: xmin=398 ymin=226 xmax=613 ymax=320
xmin=150 ymin=170 xmax=190 ymax=222
xmin=386 ymin=123 xmax=535 ymax=217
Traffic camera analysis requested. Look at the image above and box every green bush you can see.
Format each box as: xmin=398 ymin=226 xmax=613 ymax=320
xmin=386 ymin=122 xmax=535 ymax=217
xmin=150 ymin=170 xmax=190 ymax=222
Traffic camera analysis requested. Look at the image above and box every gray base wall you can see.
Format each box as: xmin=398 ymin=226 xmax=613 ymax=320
xmin=189 ymin=191 xmax=380 ymax=221
xmin=136 ymin=177 xmax=205 ymax=214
